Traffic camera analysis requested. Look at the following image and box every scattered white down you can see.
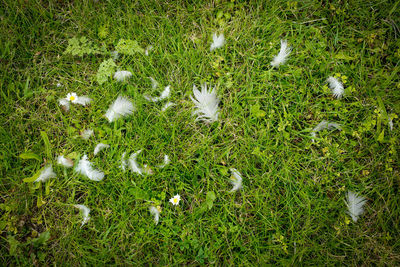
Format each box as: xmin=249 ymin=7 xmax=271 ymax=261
xmin=58 ymin=98 xmax=70 ymax=111
xmin=57 ymin=155 xmax=74 ymax=168
xmin=149 ymin=77 xmax=158 ymax=89
xmin=104 ymin=96 xmax=134 ymax=122
xmin=114 ymin=70 xmax=132 ymax=82
xmin=327 ymin=76 xmax=344 ymax=99
xmin=128 ymin=150 xmax=143 ymax=175
xmin=75 ymin=154 xmax=104 ymax=181
xmin=161 ymin=102 xmax=175 ymax=112
xmin=34 ymin=165 xmax=56 ymax=183
xmin=120 ymin=152 xmax=128 ymax=171
xmin=93 ymin=143 xmax=109 ymax=156
xmin=158 ymin=155 xmax=170 ymax=168
xmin=144 ymin=86 xmax=171 ymax=102
xmin=74 ymin=204 xmax=90 ymax=226
xmin=210 ymin=33 xmax=225 ymax=51
xmin=229 ymin=168 xmax=243 ymax=192
xmin=190 ymin=83 xmax=220 ymax=123
xmin=271 ymin=39 xmax=291 ymax=67
xmin=81 ymin=129 xmax=94 ymax=140
xmin=145 ymin=45 xmax=153 ymax=56
xmin=149 ymin=206 xmax=160 ymax=225
xmin=346 ymin=191 xmax=367 ymax=222
xmin=311 ymin=120 xmax=341 ymax=142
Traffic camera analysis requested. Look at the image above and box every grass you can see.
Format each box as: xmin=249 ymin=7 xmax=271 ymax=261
xmin=1 ymin=0 xmax=399 ymax=265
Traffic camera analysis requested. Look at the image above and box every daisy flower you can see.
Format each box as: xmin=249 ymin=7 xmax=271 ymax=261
xmin=169 ymin=194 xmax=181 ymax=206
xmin=66 ymin=92 xmax=78 ymax=103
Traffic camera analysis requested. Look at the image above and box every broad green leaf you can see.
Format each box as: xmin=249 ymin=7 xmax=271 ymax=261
xmin=206 ymin=191 xmax=216 ymax=210
xmin=31 ymin=231 xmax=50 ymax=247
xmin=40 ymin=131 xmax=51 ymax=160
xmin=19 ymin=152 xmax=40 ymax=161
xmin=23 ymin=167 xmax=43 ymax=183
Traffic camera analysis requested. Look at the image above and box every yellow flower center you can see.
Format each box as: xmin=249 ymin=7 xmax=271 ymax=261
xmin=70 ymin=96 xmax=76 ymax=101
xmin=173 ymin=198 xmax=178 ymax=204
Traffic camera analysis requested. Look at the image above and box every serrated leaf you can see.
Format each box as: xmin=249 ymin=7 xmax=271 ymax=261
xmin=96 ymin=58 xmax=116 ymax=85
xmin=115 ymin=39 xmax=144 ymax=55
xmin=19 ymin=152 xmax=40 ymax=161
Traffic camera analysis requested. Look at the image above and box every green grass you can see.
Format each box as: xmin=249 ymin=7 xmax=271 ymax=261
xmin=1 ymin=0 xmax=400 ymax=265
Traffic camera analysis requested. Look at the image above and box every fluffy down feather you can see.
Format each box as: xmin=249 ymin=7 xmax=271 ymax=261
xmin=190 ymin=83 xmax=220 ymax=123
xmin=229 ymin=168 xmax=243 ymax=192
xmin=57 ymin=155 xmax=74 ymax=168
xmin=144 ymin=86 xmax=171 ymax=102
xmin=105 ymin=96 xmax=134 ymax=122
xmin=346 ymin=191 xmax=367 ymax=222
xmin=114 ymin=70 xmax=132 ymax=82
xmin=75 ymin=155 xmax=104 ymax=181
xmin=74 ymin=204 xmax=90 ymax=226
xmin=271 ymin=39 xmax=291 ymax=67
xmin=35 ymin=165 xmax=56 ymax=183
xmin=93 ymin=143 xmax=109 ymax=156
xmin=210 ymin=33 xmax=225 ymax=51
xmin=327 ymin=76 xmax=344 ymax=99
xmin=149 ymin=206 xmax=161 ymax=225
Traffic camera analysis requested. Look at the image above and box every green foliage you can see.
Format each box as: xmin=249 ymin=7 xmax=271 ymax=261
xmin=96 ymin=58 xmax=116 ymax=85
xmin=64 ymin=36 xmax=105 ymax=56
xmin=115 ymin=38 xmax=144 ymax=55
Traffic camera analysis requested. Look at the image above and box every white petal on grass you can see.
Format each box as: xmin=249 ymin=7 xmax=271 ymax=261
xmin=145 ymin=45 xmax=153 ymax=56
xmin=190 ymin=83 xmax=220 ymax=123
xmin=104 ymin=96 xmax=134 ymax=123
xmin=149 ymin=206 xmax=160 ymax=225
xmin=74 ymin=204 xmax=90 ymax=226
xmin=114 ymin=70 xmax=132 ymax=82
xmin=58 ymin=98 xmax=70 ymax=111
xmin=128 ymin=150 xmax=143 ymax=175
xmin=210 ymin=33 xmax=225 ymax=51
xmin=35 ymin=165 xmax=56 ymax=183
xmin=75 ymin=154 xmax=104 ymax=181
xmin=74 ymin=96 xmax=92 ymax=106
xmin=229 ymin=168 xmax=243 ymax=192
xmin=144 ymin=86 xmax=171 ymax=102
xmin=57 ymin=155 xmax=74 ymax=168
xmin=158 ymin=155 xmax=170 ymax=168
xmin=161 ymin=102 xmax=175 ymax=112
xmin=311 ymin=120 xmax=341 ymax=142
xmin=93 ymin=143 xmax=110 ymax=156
xmin=81 ymin=129 xmax=94 ymax=140
xmin=327 ymin=76 xmax=344 ymax=99
xmin=346 ymin=191 xmax=367 ymax=222
xmin=271 ymin=39 xmax=291 ymax=67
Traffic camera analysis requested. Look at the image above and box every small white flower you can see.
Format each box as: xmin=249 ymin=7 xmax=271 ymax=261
xmin=57 ymin=155 xmax=74 ymax=168
xmin=190 ymin=83 xmax=220 ymax=123
xmin=229 ymin=168 xmax=243 ymax=192
xmin=271 ymin=39 xmax=291 ymax=67
xmin=81 ymin=129 xmax=94 ymax=140
xmin=34 ymin=165 xmax=56 ymax=183
xmin=327 ymin=76 xmax=344 ymax=99
xmin=74 ymin=204 xmax=90 ymax=226
xmin=210 ymin=33 xmax=225 ymax=51
xmin=66 ymin=92 xmax=78 ymax=103
xmin=114 ymin=70 xmax=132 ymax=82
xmin=93 ymin=143 xmax=109 ymax=156
xmin=169 ymin=194 xmax=181 ymax=206
xmin=149 ymin=206 xmax=161 ymax=225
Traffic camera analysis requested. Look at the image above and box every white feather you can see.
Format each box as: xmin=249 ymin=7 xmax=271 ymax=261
xmin=57 ymin=155 xmax=74 ymax=168
xmin=75 ymin=154 xmax=104 ymax=181
xmin=271 ymin=39 xmax=291 ymax=67
xmin=74 ymin=96 xmax=92 ymax=106
xmin=149 ymin=77 xmax=158 ymax=89
xmin=81 ymin=129 xmax=94 ymax=140
xmin=111 ymin=50 xmax=119 ymax=60
xmin=158 ymin=154 xmax=170 ymax=168
xmin=34 ymin=165 xmax=56 ymax=183
xmin=93 ymin=143 xmax=109 ymax=156
xmin=210 ymin=33 xmax=225 ymax=51
xmin=311 ymin=120 xmax=341 ymax=142
xmin=74 ymin=204 xmax=90 ymax=226
xmin=113 ymin=70 xmax=132 ymax=82
xmin=327 ymin=76 xmax=344 ymax=99
xmin=128 ymin=150 xmax=143 ymax=175
xmin=104 ymin=96 xmax=134 ymax=122
xmin=161 ymin=102 xmax=175 ymax=112
xmin=144 ymin=86 xmax=171 ymax=102
xmin=149 ymin=206 xmax=160 ymax=225
xmin=229 ymin=168 xmax=243 ymax=192
xmin=58 ymin=98 xmax=70 ymax=111
xmin=346 ymin=191 xmax=367 ymax=222
xmin=190 ymin=83 xmax=220 ymax=122
xmin=145 ymin=45 xmax=153 ymax=56
xmin=120 ymin=152 xmax=128 ymax=171
xmin=388 ymin=117 xmax=393 ymax=131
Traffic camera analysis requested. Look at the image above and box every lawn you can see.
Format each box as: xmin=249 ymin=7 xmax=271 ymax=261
xmin=1 ymin=0 xmax=399 ymax=265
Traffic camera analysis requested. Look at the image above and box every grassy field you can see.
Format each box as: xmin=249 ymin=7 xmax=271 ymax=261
xmin=1 ymin=0 xmax=400 ymax=265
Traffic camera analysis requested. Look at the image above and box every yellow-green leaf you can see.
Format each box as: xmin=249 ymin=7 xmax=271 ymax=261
xmin=19 ymin=152 xmax=40 ymax=161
